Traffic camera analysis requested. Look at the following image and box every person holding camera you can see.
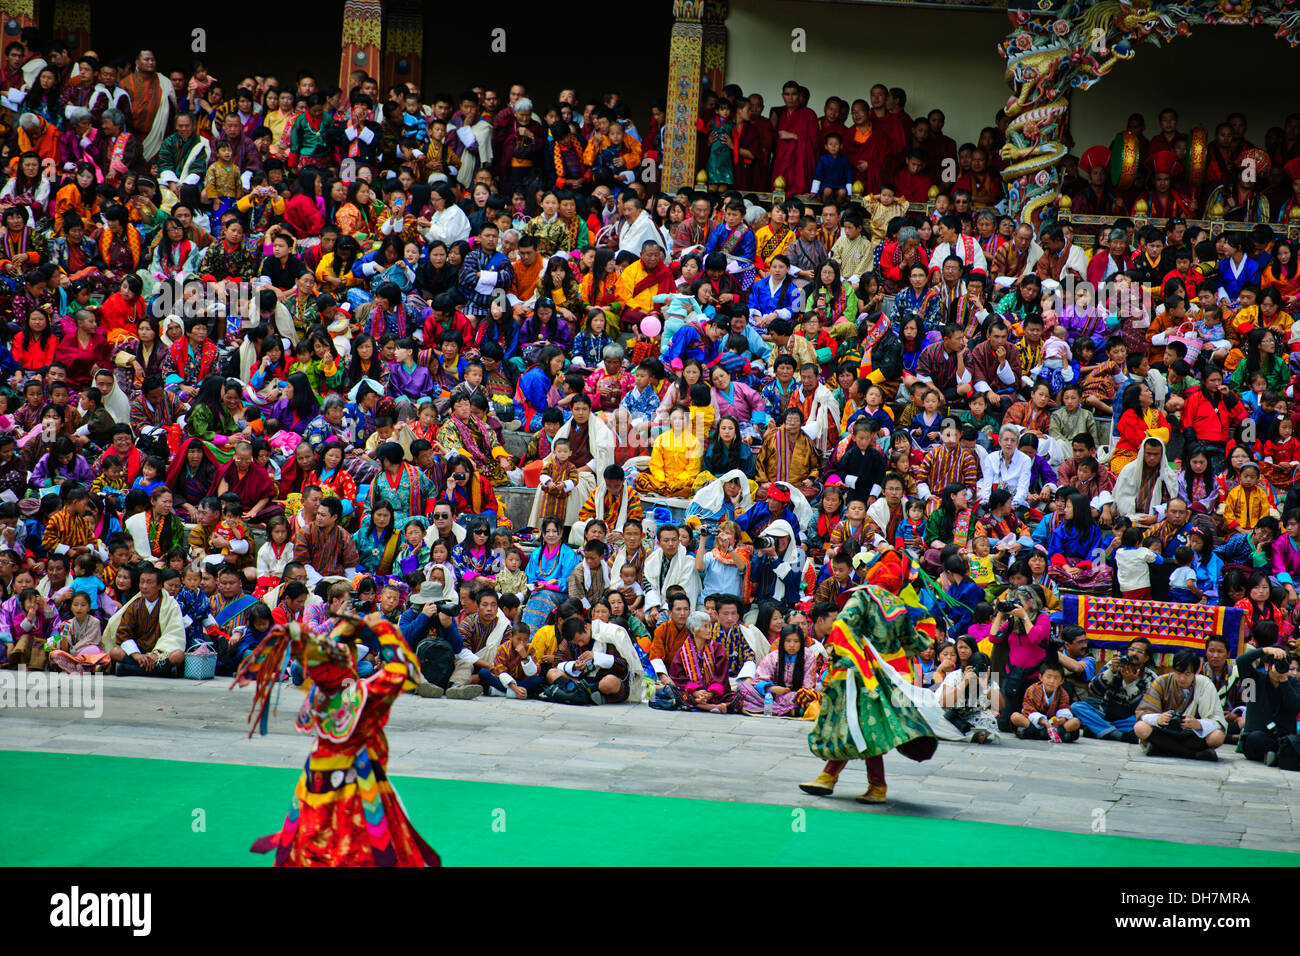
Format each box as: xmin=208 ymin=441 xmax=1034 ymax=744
xmin=987 ymin=584 xmax=1049 ymax=727
xmin=747 ymin=519 xmax=805 ymax=612
xmin=400 ymin=582 xmax=483 ymax=699
xmin=1131 ymin=648 xmax=1226 ymax=760
xmin=1070 ymin=636 xmax=1158 ymax=742
xmin=1237 ymin=643 xmax=1300 ymax=769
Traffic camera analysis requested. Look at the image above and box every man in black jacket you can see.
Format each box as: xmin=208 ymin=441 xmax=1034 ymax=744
xmin=1237 ymin=645 xmax=1300 ymax=769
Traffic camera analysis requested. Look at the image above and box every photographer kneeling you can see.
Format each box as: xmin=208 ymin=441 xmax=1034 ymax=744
xmin=1133 ymin=649 xmax=1227 ymax=761
xmin=988 ymin=585 xmax=1049 ymax=730
xmin=1238 ymin=644 xmax=1300 ymax=769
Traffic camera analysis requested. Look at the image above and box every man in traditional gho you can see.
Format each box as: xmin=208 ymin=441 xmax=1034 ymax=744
xmin=233 ymin=614 xmax=440 ymax=867
xmin=799 ymin=549 xmax=953 ymax=804
xmin=118 ymin=48 xmax=176 ymax=161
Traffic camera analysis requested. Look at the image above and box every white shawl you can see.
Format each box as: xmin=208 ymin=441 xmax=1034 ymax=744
xmin=798 ymin=383 xmax=841 ymax=457
xmin=617 ymin=210 xmax=670 ymax=256
xmin=592 ymin=619 xmax=647 ymax=702
xmin=455 ymin=119 xmax=494 ymax=189
xmin=691 ymin=468 xmax=752 ymax=520
xmin=641 ymin=545 xmax=700 ymax=611
xmin=101 ymin=381 xmax=131 ymax=425
xmin=472 ymin=609 xmax=514 ymax=666
xmin=1112 ymin=436 xmax=1179 ymax=519
xmin=101 ymin=591 xmax=186 ymax=658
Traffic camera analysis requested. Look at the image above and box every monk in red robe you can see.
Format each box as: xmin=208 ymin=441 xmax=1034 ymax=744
xmin=211 ymin=442 xmax=284 ymax=525
xmin=818 ymin=96 xmax=850 ymax=152
xmin=844 ymin=98 xmax=892 ymax=195
xmin=770 ymin=82 xmax=818 ymax=194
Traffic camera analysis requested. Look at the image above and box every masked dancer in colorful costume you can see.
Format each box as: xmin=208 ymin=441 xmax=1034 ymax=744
xmin=799 ymin=548 xmax=958 ymax=803
xmin=232 ymin=613 xmax=440 ymax=867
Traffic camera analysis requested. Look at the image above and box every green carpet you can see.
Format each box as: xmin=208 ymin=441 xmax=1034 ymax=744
xmin=2 ymin=750 xmax=1293 ymax=866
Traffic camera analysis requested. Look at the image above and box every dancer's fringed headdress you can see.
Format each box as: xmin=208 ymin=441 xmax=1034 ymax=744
xmin=231 ymin=617 xmax=362 ymax=738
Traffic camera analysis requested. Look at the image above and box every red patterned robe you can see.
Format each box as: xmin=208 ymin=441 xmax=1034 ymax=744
xmin=250 ymin=619 xmax=440 ymax=867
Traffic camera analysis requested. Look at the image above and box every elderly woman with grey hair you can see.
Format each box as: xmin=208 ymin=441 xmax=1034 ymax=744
xmin=57 ymin=108 xmax=104 ymax=181
xmin=1085 ymin=225 xmax=1135 ymax=287
xmin=668 ymin=610 xmax=737 ymax=713
xmin=100 ymin=108 xmax=142 ymax=186
xmin=880 ymin=223 xmax=924 ymax=297
xmin=582 ymin=338 xmax=632 ymax=413
xmin=302 ymin=393 xmax=349 ymax=452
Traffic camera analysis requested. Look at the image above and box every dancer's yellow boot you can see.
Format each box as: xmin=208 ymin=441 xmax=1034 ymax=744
xmin=798 ymin=760 xmax=844 ymax=796
xmin=856 ymin=783 xmax=887 ymax=804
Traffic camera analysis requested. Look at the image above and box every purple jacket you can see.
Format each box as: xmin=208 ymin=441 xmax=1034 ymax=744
xmin=1272 ymin=534 xmax=1300 ymax=586
xmin=30 ymin=452 xmax=95 ymax=490
xmin=712 ymin=381 xmax=767 ymax=426
xmin=386 ymin=361 xmax=436 ymax=400
xmin=520 ymin=315 xmax=574 ymax=352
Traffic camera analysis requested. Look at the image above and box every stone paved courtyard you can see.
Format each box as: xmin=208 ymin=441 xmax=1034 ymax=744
xmin=2 ymin=677 xmax=1298 ymax=854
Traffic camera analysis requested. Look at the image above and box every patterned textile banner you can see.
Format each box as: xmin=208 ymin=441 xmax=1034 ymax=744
xmin=1060 ymin=595 xmax=1245 ymax=658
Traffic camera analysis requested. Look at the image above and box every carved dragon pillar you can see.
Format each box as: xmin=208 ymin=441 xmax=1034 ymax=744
xmin=999 ymin=0 xmax=1142 ymax=225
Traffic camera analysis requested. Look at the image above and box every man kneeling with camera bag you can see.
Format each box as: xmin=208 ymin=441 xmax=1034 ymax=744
xmin=1237 ymin=644 xmax=1300 ymax=769
xmin=1133 ymin=649 xmax=1227 ymax=761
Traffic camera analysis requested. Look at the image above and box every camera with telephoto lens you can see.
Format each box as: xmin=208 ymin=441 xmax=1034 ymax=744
xmin=436 ymin=601 xmax=460 ymax=618
xmin=996 ymin=600 xmax=1018 ymax=614
xmin=753 ymin=535 xmax=775 ymax=551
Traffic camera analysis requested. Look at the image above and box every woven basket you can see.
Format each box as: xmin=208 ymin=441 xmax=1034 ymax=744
xmin=184 ymin=643 xmax=217 ymax=680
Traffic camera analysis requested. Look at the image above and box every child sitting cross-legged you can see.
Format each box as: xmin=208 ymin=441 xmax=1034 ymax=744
xmin=1011 ymin=660 xmax=1081 ymax=742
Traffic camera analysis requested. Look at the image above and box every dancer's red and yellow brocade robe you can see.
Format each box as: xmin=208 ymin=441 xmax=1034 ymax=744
xmin=251 ymin=620 xmax=440 ymax=867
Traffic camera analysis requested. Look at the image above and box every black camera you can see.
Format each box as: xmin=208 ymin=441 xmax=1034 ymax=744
xmin=1273 ymin=655 xmax=1290 ymax=674
xmin=754 ymin=535 xmax=775 ymax=551
xmin=996 ymin=600 xmax=1018 ymax=614
xmin=1116 ymin=655 xmax=1132 ymax=666
xmin=453 ymin=472 xmax=468 ymax=482
xmin=436 ymin=601 xmax=460 ymax=617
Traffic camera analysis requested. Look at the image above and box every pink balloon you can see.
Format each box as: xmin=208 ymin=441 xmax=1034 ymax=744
xmin=640 ymin=316 xmax=662 ymax=337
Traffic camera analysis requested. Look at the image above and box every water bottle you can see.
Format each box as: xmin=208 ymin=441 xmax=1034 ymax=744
xmin=763 ymin=689 xmax=774 ymax=717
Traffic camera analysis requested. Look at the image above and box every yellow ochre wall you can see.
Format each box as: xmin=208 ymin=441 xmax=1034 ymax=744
xmin=725 ymin=0 xmax=1300 ymax=158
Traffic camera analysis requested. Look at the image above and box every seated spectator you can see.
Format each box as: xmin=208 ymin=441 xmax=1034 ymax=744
xmin=1133 ymin=649 xmax=1227 ymax=760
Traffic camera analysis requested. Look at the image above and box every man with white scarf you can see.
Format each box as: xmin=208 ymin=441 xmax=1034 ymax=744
xmin=616 ymin=192 xmax=671 ymax=256
xmin=642 ymin=523 xmax=701 ymax=619
xmin=792 ymin=362 xmax=840 ymax=460
xmin=93 ymin=368 xmax=131 ymax=425
xmin=118 ymin=49 xmax=177 ymax=161
xmin=527 ymin=394 xmax=614 ymax=528
xmin=1113 ymin=437 xmax=1179 ymax=526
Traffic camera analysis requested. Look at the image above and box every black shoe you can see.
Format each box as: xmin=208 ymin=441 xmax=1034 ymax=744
xmin=1061 ymin=729 xmax=1080 ymax=743
xmin=1120 ymin=731 xmax=1140 ymax=744
xmin=1193 ymin=748 xmax=1219 ymax=762
xmin=1144 ymin=741 xmax=1169 ymax=757
xmin=1015 ymin=726 xmax=1030 ymax=740
xmin=1100 ymin=729 xmax=1124 ymax=741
